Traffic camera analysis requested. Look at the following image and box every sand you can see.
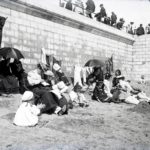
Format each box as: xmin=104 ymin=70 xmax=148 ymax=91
xmin=0 ymin=89 xmax=150 ymax=150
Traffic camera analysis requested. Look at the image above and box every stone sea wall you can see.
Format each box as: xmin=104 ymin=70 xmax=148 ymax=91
xmin=0 ymin=0 xmax=141 ymax=80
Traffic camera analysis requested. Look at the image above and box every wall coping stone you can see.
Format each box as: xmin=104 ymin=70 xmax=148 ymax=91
xmin=0 ymin=0 xmax=135 ymax=45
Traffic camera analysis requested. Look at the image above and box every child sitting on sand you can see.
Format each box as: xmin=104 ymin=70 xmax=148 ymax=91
xmin=69 ymin=82 xmax=89 ymax=107
xmin=13 ymin=91 xmax=44 ymax=127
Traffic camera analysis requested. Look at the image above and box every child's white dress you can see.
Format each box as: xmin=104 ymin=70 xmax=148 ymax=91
xmin=13 ymin=102 xmax=40 ymax=127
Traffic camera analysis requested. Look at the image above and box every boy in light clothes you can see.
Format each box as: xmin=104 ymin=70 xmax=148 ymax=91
xmin=69 ymin=82 xmax=89 ymax=107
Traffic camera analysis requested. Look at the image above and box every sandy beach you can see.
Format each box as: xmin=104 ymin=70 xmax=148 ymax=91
xmin=0 ymin=89 xmax=150 ymax=150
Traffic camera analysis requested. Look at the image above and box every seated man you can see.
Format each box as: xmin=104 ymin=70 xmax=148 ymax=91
xmin=116 ymin=18 xmax=125 ymax=30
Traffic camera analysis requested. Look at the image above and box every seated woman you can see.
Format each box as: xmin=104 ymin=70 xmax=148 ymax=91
xmin=10 ymin=59 xmax=28 ymax=94
xmin=111 ymin=70 xmax=150 ymax=104
xmin=92 ymin=73 xmax=113 ymax=103
xmin=53 ymin=63 xmax=70 ymax=86
xmin=0 ymin=58 xmax=19 ymax=94
xmin=88 ymin=66 xmax=109 ymax=102
xmin=117 ymin=76 xmax=133 ymax=101
xmin=86 ymin=66 xmax=104 ymax=93
xmin=87 ymin=66 xmax=104 ymax=86
xmin=112 ymin=69 xmax=123 ymax=88
xmin=121 ymin=79 xmax=150 ymax=105
xmin=24 ymin=64 xmax=68 ymax=116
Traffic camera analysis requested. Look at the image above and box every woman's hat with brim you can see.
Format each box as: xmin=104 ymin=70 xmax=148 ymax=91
xmin=53 ymin=63 xmax=61 ymax=71
xmin=116 ymin=75 xmax=125 ymax=80
xmin=22 ymin=91 xmax=34 ymax=102
xmin=44 ymin=70 xmax=54 ymax=77
xmin=57 ymin=81 xmax=66 ymax=90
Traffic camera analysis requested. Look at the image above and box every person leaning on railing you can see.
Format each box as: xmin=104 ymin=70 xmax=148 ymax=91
xmin=59 ymin=0 xmax=136 ymax=34
xmin=65 ymin=0 xmax=73 ymax=11
xmin=85 ymin=0 xmax=95 ymax=18
xmin=73 ymin=0 xmax=84 ymax=15
xmin=60 ymin=0 xmax=84 ymax=15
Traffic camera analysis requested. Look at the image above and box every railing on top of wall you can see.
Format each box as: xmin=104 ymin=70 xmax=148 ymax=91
xmin=0 ymin=0 xmax=135 ymax=45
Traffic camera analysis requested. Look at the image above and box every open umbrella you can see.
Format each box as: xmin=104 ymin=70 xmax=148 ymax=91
xmin=84 ymin=59 xmax=105 ymax=67
xmin=0 ymin=47 xmax=24 ymax=60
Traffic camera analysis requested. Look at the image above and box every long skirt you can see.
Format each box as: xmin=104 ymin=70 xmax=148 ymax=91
xmin=30 ymin=87 xmax=58 ymax=114
xmin=0 ymin=75 xmax=19 ymax=94
xmin=31 ymin=86 xmax=68 ymax=114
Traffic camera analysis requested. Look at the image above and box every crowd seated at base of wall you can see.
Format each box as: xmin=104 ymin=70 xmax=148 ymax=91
xmin=59 ymin=0 xmax=150 ymax=36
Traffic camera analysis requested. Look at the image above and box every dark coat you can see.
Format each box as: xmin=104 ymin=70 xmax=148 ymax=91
xmin=10 ymin=60 xmax=25 ymax=80
xmin=0 ymin=60 xmax=12 ymax=76
xmin=104 ymin=17 xmax=111 ymax=25
xmin=86 ymin=0 xmax=95 ymax=13
xmin=92 ymin=81 xmax=107 ymax=102
xmin=65 ymin=1 xmax=73 ymax=11
xmin=116 ymin=21 xmax=124 ymax=30
xmin=0 ymin=17 xmax=6 ymax=30
xmin=0 ymin=17 xmax=6 ymax=47
xmin=136 ymin=26 xmax=145 ymax=36
xmin=100 ymin=6 xmax=106 ymax=18
xmin=0 ymin=60 xmax=19 ymax=93
xmin=87 ymin=67 xmax=104 ymax=85
xmin=55 ymin=71 xmax=70 ymax=86
xmin=111 ymin=13 xmax=117 ymax=24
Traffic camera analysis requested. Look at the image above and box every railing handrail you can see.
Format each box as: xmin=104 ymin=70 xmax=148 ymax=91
xmin=60 ymin=0 xmax=98 ymax=15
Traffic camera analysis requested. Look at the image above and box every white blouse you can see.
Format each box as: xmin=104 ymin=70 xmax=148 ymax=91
xmin=104 ymin=79 xmax=112 ymax=97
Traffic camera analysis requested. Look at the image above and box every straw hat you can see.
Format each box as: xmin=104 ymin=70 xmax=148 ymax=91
xmin=22 ymin=91 xmax=34 ymax=102
xmin=53 ymin=63 xmax=61 ymax=71
xmin=57 ymin=81 xmax=66 ymax=89
xmin=44 ymin=70 xmax=54 ymax=77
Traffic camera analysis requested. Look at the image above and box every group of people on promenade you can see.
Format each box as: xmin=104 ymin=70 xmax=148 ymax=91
xmin=60 ymin=0 xmax=124 ymax=30
xmin=60 ymin=0 xmax=150 ymax=36
xmin=127 ymin=22 xmax=150 ymax=36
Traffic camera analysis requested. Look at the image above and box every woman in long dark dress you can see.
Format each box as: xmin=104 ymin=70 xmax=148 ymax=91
xmin=10 ymin=59 xmax=28 ymax=94
xmin=0 ymin=58 xmax=19 ymax=94
xmin=90 ymin=67 xmax=108 ymax=102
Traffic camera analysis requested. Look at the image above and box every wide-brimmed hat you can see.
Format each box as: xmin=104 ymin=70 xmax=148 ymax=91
xmin=22 ymin=91 xmax=34 ymax=102
xmin=116 ymin=75 xmax=125 ymax=80
xmin=57 ymin=81 xmax=66 ymax=89
xmin=53 ymin=63 xmax=61 ymax=71
xmin=44 ymin=70 xmax=54 ymax=76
